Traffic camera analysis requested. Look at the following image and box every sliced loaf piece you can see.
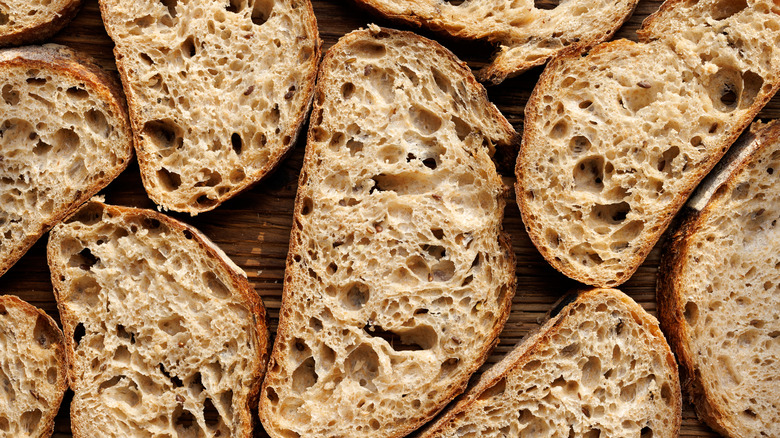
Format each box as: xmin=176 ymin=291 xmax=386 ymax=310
xmin=0 ymin=295 xmax=67 ymax=438
xmin=0 ymin=1 xmax=82 ymax=47
xmin=517 ymin=0 xmax=780 ymax=287
xmin=420 ymin=288 xmax=681 ymax=438
xmin=47 ymin=201 xmax=269 ymax=437
xmin=258 ymin=26 xmax=519 ymax=438
xmin=657 ymin=120 xmax=780 ymax=437
xmin=353 ymin=0 xmax=638 ymax=84
xmin=99 ymin=0 xmax=320 ymax=214
xmin=0 ymin=45 xmax=133 ymax=278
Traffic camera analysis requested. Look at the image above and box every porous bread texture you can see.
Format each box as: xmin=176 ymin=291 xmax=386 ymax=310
xmin=420 ymin=288 xmax=681 ymax=438
xmin=353 ymin=0 xmax=638 ymax=85
xmin=99 ymin=0 xmax=320 ymax=214
xmin=0 ymin=0 xmax=82 ymax=47
xmin=0 ymin=295 xmax=67 ymax=438
xmin=47 ymin=201 xmax=269 ymax=438
xmin=518 ymin=0 xmax=780 ymax=287
xmin=259 ymin=27 xmax=518 ymax=438
xmin=0 ymin=45 xmax=133 ymax=278
xmin=657 ymin=120 xmax=780 ymax=438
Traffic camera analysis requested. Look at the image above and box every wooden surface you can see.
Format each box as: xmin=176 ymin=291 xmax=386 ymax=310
xmin=7 ymin=0 xmax=775 ymax=436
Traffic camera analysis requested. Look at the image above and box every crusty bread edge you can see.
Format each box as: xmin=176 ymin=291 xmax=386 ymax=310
xmin=47 ymin=200 xmax=269 ymax=438
xmin=0 ymin=0 xmax=83 ymax=47
xmin=0 ymin=44 xmax=133 ymax=279
xmin=0 ymin=294 xmax=68 ymax=438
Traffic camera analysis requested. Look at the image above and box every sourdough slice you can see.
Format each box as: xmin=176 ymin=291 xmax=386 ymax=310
xmin=47 ymin=201 xmax=269 ymax=438
xmin=353 ymin=0 xmax=638 ymax=85
xmin=657 ymin=120 xmax=780 ymax=437
xmin=517 ymin=0 xmax=780 ymax=287
xmin=0 ymin=45 xmax=133 ymax=278
xmin=258 ymin=26 xmax=518 ymax=438
xmin=0 ymin=295 xmax=67 ymax=438
xmin=420 ymin=288 xmax=681 ymax=438
xmin=99 ymin=0 xmax=320 ymax=214
xmin=0 ymin=1 xmax=82 ymax=47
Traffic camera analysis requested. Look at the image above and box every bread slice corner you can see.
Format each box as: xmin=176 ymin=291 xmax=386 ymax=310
xmin=0 ymin=0 xmax=82 ymax=47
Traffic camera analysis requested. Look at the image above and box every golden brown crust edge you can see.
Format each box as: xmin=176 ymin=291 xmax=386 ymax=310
xmin=0 ymin=0 xmax=83 ymax=47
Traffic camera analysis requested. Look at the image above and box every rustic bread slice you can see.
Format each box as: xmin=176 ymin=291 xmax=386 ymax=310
xmin=420 ymin=288 xmax=681 ymax=438
xmin=0 ymin=45 xmax=133 ymax=279
xmin=657 ymin=120 xmax=780 ymax=437
xmin=0 ymin=295 xmax=67 ymax=438
xmin=98 ymin=0 xmax=320 ymax=214
xmin=517 ymin=0 xmax=780 ymax=287
xmin=0 ymin=1 xmax=82 ymax=47
xmin=258 ymin=26 xmax=518 ymax=438
xmin=47 ymin=201 xmax=269 ymax=438
xmin=352 ymin=0 xmax=638 ymax=85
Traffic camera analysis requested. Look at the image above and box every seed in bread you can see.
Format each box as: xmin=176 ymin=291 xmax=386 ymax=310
xmin=0 ymin=0 xmax=82 ymax=47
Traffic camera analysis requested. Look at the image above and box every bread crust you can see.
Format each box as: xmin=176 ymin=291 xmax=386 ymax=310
xmin=0 ymin=0 xmax=82 ymax=47
xmin=0 ymin=44 xmax=133 ymax=278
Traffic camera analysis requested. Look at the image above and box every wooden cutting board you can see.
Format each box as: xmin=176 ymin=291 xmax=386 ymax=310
xmin=6 ymin=0 xmax=770 ymax=436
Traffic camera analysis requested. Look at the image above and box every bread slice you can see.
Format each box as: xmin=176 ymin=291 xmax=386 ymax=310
xmin=352 ymin=0 xmax=639 ymax=85
xmin=258 ymin=26 xmax=519 ymax=438
xmin=0 ymin=295 xmax=67 ymax=438
xmin=0 ymin=45 xmax=133 ymax=278
xmin=0 ymin=1 xmax=82 ymax=47
xmin=420 ymin=288 xmax=681 ymax=438
xmin=98 ymin=0 xmax=320 ymax=214
xmin=47 ymin=201 xmax=269 ymax=437
xmin=657 ymin=120 xmax=780 ymax=437
xmin=517 ymin=0 xmax=780 ymax=287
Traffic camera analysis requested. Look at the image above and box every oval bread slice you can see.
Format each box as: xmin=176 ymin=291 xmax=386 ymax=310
xmin=0 ymin=1 xmax=82 ymax=47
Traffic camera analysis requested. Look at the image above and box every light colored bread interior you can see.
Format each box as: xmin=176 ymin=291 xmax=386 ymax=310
xmin=258 ymin=26 xmax=518 ymax=438
xmin=421 ymin=288 xmax=681 ymax=438
xmin=0 ymin=295 xmax=67 ymax=438
xmin=99 ymin=0 xmax=320 ymax=213
xmin=0 ymin=0 xmax=81 ymax=46
xmin=0 ymin=45 xmax=133 ymax=278
xmin=48 ymin=201 xmax=268 ymax=438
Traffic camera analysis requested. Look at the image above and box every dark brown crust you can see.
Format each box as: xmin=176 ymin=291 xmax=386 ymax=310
xmin=420 ymin=288 xmax=682 ymax=437
xmin=99 ymin=0 xmax=322 ymax=214
xmin=0 ymin=0 xmax=83 ymax=47
xmin=47 ymin=201 xmax=269 ymax=438
xmin=656 ymin=121 xmax=780 ymax=437
xmin=0 ymin=44 xmax=134 ymax=279
xmin=258 ymin=26 xmax=518 ymax=438
xmin=0 ymin=294 xmax=68 ymax=438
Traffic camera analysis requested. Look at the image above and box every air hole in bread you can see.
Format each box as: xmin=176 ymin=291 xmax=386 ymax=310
xmin=70 ymin=248 xmax=99 ymax=271
xmin=159 ymin=363 xmax=183 ymax=388
xmin=173 ymin=406 xmax=199 ymax=433
xmin=353 ymin=41 xmax=387 ymax=59
xmin=1 ymin=85 xmax=19 ymax=105
xmin=33 ymin=315 xmax=52 ymax=348
xmin=590 ymin=202 xmax=630 ymax=225
xmin=231 ymin=132 xmax=243 ymax=155
xmin=569 ymin=135 xmax=591 ymax=154
xmin=157 ymin=168 xmax=182 ymax=191
xmin=291 ymin=356 xmax=318 ymax=393
xmin=711 ymin=0 xmax=748 ymax=19
xmin=340 ymin=283 xmax=369 ymax=310
xmin=85 ymin=109 xmax=111 ymax=138
xmin=20 ymin=409 xmax=42 ymax=433
xmin=0 ymin=305 xmax=6 ymax=316
xmin=161 ymin=0 xmax=178 ymax=17
xmin=26 ymin=77 xmax=47 ymax=86
xmin=683 ymin=301 xmax=699 ymax=326
xmin=0 ymin=11 xmax=8 ymax=26
xmin=32 ymin=139 xmax=52 ymax=155
xmin=409 ymin=106 xmax=442 ymax=135
xmin=266 ymin=386 xmax=279 ymax=405
xmin=640 ymin=426 xmax=654 ymax=438
xmin=196 ymin=195 xmax=218 ymax=208
xmin=478 ymin=377 xmax=506 ymax=400
xmin=203 ymin=397 xmax=221 ymax=429
xmin=181 ymin=35 xmax=197 ymax=58
xmin=740 ymin=70 xmax=763 ymax=108
xmin=573 ymin=156 xmax=605 ymax=193
xmin=73 ymin=322 xmax=86 ymax=346
xmin=346 ymin=343 xmax=380 ymax=391
xmin=117 ymin=324 xmax=136 ymax=344
xmin=66 ymin=86 xmax=89 ymax=99
xmin=202 ymin=272 xmax=230 ymax=299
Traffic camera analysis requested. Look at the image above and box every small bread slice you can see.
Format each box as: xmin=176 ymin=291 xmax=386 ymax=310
xmin=258 ymin=26 xmax=518 ymax=438
xmin=517 ymin=0 xmax=780 ymax=287
xmin=47 ymin=201 xmax=269 ymax=437
xmin=99 ymin=0 xmax=320 ymax=214
xmin=0 ymin=295 xmax=67 ymax=438
xmin=657 ymin=120 xmax=780 ymax=437
xmin=352 ymin=0 xmax=638 ymax=84
xmin=420 ymin=288 xmax=681 ymax=438
xmin=0 ymin=45 xmax=133 ymax=278
xmin=0 ymin=1 xmax=82 ymax=47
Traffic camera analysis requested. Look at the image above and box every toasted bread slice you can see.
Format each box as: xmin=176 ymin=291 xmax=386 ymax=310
xmin=47 ymin=201 xmax=269 ymax=437
xmin=420 ymin=288 xmax=681 ymax=438
xmin=517 ymin=0 xmax=780 ymax=287
xmin=657 ymin=120 xmax=780 ymax=437
xmin=0 ymin=295 xmax=67 ymax=438
xmin=352 ymin=0 xmax=638 ymax=85
xmin=98 ymin=0 xmax=320 ymax=214
xmin=258 ymin=26 xmax=518 ymax=438
xmin=0 ymin=45 xmax=133 ymax=278
xmin=0 ymin=1 xmax=82 ymax=47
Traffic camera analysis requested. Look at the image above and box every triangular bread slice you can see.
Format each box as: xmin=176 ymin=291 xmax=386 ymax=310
xmin=0 ymin=45 xmax=133 ymax=278
xmin=0 ymin=295 xmax=67 ymax=438
xmin=517 ymin=0 xmax=780 ymax=287
xmin=258 ymin=26 xmax=519 ymax=438
xmin=99 ymin=0 xmax=320 ymax=213
xmin=47 ymin=201 xmax=269 ymax=437
xmin=352 ymin=0 xmax=639 ymax=84
xmin=420 ymin=288 xmax=681 ymax=438
xmin=0 ymin=0 xmax=82 ymax=47
xmin=657 ymin=120 xmax=780 ymax=437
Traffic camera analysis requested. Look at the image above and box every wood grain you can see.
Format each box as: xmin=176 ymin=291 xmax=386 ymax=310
xmin=7 ymin=0 xmax=774 ymax=435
